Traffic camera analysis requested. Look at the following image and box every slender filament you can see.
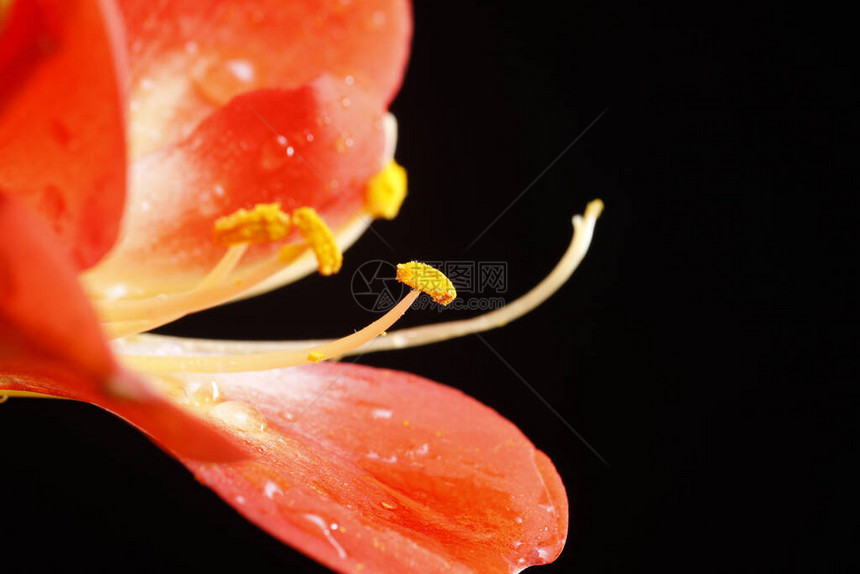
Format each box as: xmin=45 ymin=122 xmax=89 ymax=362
xmin=120 ymin=290 xmax=421 ymax=373
xmin=132 ymin=199 xmax=604 ymax=357
xmin=96 ymin=247 xmax=302 ymax=323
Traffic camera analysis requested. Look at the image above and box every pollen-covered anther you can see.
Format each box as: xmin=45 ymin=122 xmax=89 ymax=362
xmin=307 ymin=351 xmax=325 ymax=363
xmin=212 ymin=203 xmax=291 ymax=247
xmin=396 ymin=262 xmax=457 ymax=306
xmin=292 ymin=207 xmax=343 ymax=275
xmin=366 ymin=160 xmax=407 ymax=220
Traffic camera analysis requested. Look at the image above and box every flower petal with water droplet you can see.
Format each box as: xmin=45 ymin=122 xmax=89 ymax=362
xmin=115 ymin=348 xmax=569 ymax=574
xmin=87 ymin=76 xmax=387 ymax=296
xmin=119 ymin=0 xmax=412 ymax=158
xmin=0 ymin=0 xmax=127 ymax=270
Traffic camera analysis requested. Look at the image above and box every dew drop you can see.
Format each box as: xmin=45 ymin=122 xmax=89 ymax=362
xmin=259 ymin=136 xmax=293 ymax=171
xmin=344 ymin=75 xmax=355 ymax=86
xmin=103 ymin=283 xmax=129 ymax=301
xmin=264 ymin=480 xmax=282 ymax=499
xmin=209 ymin=400 xmax=267 ymax=433
xmin=305 ymin=514 xmax=348 ymax=559
xmin=188 ymin=380 xmax=220 ymax=406
xmin=371 ymin=408 xmax=392 ymax=419
xmin=226 ymin=59 xmax=255 ymax=82
xmin=341 ymin=96 xmax=351 ymax=107
xmin=191 ymin=56 xmax=258 ymax=106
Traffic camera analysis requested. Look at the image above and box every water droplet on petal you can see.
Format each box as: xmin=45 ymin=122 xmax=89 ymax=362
xmin=264 ymin=480 xmax=282 ymax=499
xmin=304 ymin=514 xmax=348 ymax=559
xmin=259 ymin=137 xmax=289 ymax=171
xmin=188 ymin=380 xmax=220 ymax=406
xmin=209 ymin=400 xmax=267 ymax=433
xmin=191 ymin=56 xmax=258 ymax=106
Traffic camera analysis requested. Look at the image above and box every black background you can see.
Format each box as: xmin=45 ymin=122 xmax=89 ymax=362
xmin=1 ymin=2 xmax=853 ymax=573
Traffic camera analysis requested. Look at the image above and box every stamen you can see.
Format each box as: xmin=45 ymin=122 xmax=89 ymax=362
xmin=292 ymin=207 xmax=342 ymax=275
xmin=196 ymin=243 xmax=249 ymax=290
xmin=366 ymin=160 xmax=407 ymax=219
xmin=96 ymin=247 xmax=305 ymax=323
xmin=103 ymin=244 xmax=249 ymax=339
xmin=396 ymin=261 xmax=457 ymax=305
xmin=139 ymin=200 xmax=604 ymax=357
xmin=102 ymin=244 xmax=308 ymax=339
xmin=119 ymin=290 xmax=421 ymax=373
xmin=212 ymin=203 xmax=291 ymax=247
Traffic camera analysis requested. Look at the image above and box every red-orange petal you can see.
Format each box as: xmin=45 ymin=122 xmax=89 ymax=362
xmin=0 ymin=192 xmax=243 ymax=462
xmin=89 ymin=76 xmax=387 ymax=293
xmin=170 ymin=363 xmax=568 ymax=573
xmin=119 ymin=0 xmax=411 ymax=158
xmin=0 ymin=0 xmax=127 ymax=270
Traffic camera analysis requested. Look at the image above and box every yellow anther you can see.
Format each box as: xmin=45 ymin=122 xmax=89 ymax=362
xmin=292 ymin=207 xmax=342 ymax=275
xmin=365 ymin=160 xmax=407 ymax=220
xmin=307 ymin=351 xmax=325 ymax=362
xmin=212 ymin=203 xmax=291 ymax=247
xmin=396 ymin=261 xmax=457 ymax=306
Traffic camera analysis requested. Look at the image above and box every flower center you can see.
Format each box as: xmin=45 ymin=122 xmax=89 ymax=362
xmin=88 ymin=197 xmax=454 ymax=375
xmin=95 ymin=203 xmax=343 ymax=338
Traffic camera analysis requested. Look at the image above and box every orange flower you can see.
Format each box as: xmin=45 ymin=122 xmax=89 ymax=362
xmin=0 ymin=2 xmax=601 ymax=572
